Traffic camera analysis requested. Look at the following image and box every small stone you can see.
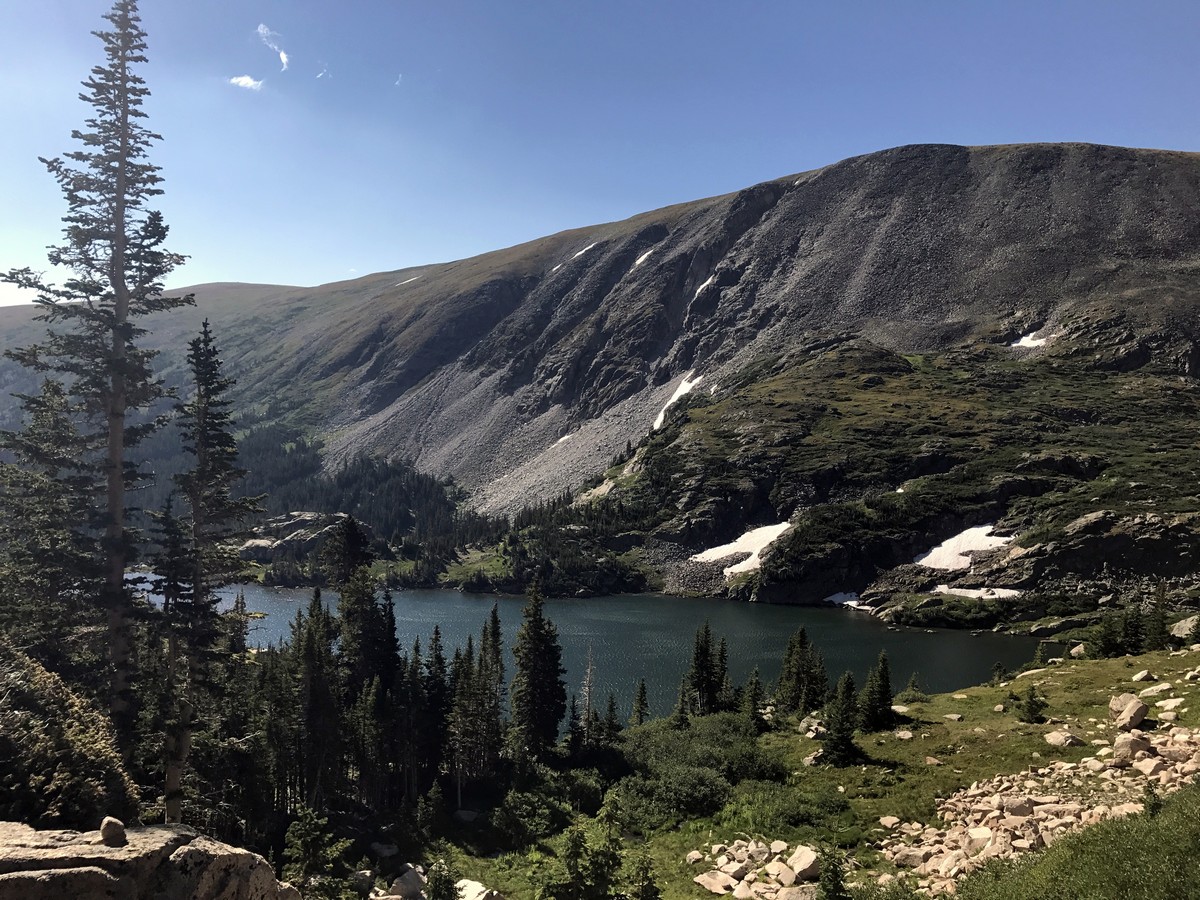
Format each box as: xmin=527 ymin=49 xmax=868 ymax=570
xmin=1132 ymin=670 xmax=1155 ymax=683
xmin=895 ymin=730 xmax=914 ymax=740
xmin=993 ymin=704 xmax=1006 ymax=713
xmin=770 ymin=840 xmax=788 ymax=855
xmin=943 ymin=714 xmax=963 ymax=722
xmin=99 ymin=816 xmax=125 ymax=847
xmin=879 ymin=816 xmax=901 ymax=828
xmin=925 ymin=756 xmax=943 ymax=766
xmin=687 ymin=850 xmax=705 ymax=865
xmin=1070 ymin=644 xmax=1086 ymax=658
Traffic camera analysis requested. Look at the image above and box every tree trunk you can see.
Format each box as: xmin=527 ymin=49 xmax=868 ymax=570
xmin=105 ymin=50 xmax=134 ymax=752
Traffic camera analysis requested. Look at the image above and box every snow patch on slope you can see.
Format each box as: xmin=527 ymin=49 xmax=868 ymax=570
xmin=692 ymin=522 xmax=792 ymax=578
xmin=394 ymin=275 xmax=421 ymax=286
xmin=572 ymin=242 xmax=598 ymax=259
xmin=652 ymin=371 xmax=702 ymax=430
xmin=1011 ymin=330 xmax=1051 ymax=348
xmin=914 ymin=525 xmax=1012 ymax=570
xmin=633 ymin=248 xmax=655 ymax=268
xmin=933 ymin=584 xmax=1023 ymax=600
xmin=693 ymin=274 xmax=715 ymax=300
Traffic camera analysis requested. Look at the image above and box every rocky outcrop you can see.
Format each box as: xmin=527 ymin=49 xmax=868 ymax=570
xmin=238 ymin=511 xmax=371 ymax=562
xmin=0 ymin=821 xmax=299 ymax=900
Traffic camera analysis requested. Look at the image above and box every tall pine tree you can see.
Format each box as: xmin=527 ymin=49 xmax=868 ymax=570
xmin=2 ymin=0 xmax=192 ymax=744
xmin=509 ymin=586 xmax=567 ymax=760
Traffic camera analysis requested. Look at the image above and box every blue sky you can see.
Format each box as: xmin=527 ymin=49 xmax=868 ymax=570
xmin=1 ymin=1 xmax=1198 ymax=306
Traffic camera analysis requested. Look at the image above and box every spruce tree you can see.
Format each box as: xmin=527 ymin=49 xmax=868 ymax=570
xmin=1016 ymin=685 xmax=1047 ymax=724
xmin=320 ymin=515 xmax=374 ymax=586
xmin=509 ymin=586 xmax=567 ymax=760
xmin=776 ymin=627 xmax=810 ymax=713
xmin=858 ymin=651 xmax=894 ymax=732
xmin=624 ymin=850 xmax=662 ymax=900
xmin=3 ymin=0 xmax=192 ymax=743
xmin=682 ymin=621 xmax=726 ymax=715
xmin=1144 ymin=585 xmax=1170 ymax=651
xmin=816 ymin=848 xmax=851 ymax=900
xmin=1094 ymin=611 xmax=1124 ymax=658
xmin=741 ymin=666 xmax=764 ymax=727
xmin=159 ymin=322 xmax=260 ymax=822
xmin=1121 ymin=603 xmax=1145 ymax=655
xmin=426 ymin=859 xmax=462 ymax=900
xmin=282 ymin=805 xmax=352 ymax=900
xmin=0 ymin=380 xmax=101 ymax=677
xmin=422 ymin=625 xmax=451 ymax=779
xmin=823 ymin=672 xmax=860 ymax=766
xmin=630 ymin=678 xmax=649 ymax=727
xmin=602 ymin=693 xmax=621 ymax=744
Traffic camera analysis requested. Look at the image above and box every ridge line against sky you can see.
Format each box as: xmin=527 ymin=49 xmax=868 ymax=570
xmin=2 ymin=1 xmax=1198 ymax=307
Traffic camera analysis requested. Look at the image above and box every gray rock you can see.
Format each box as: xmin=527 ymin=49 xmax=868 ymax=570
xmin=694 ymin=869 xmax=737 ymax=894
xmin=1115 ymin=698 xmax=1149 ymax=731
xmin=786 ymin=846 xmax=819 ymax=880
xmin=1044 ymin=730 xmax=1084 ymax=748
xmin=98 ymin=816 xmax=125 ymax=847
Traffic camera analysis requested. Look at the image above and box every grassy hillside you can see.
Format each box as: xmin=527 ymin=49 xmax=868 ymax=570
xmin=447 ymin=643 xmax=1200 ymax=899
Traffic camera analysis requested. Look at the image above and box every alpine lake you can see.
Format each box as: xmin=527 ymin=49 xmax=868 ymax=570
xmin=217 ymin=584 xmax=1042 ymax=717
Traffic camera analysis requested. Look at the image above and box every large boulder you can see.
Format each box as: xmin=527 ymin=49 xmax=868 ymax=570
xmin=0 ymin=821 xmax=296 ymax=900
xmin=1109 ymin=693 xmax=1141 ymax=718
xmin=786 ymin=846 xmax=819 ymax=880
xmin=1114 ymin=698 xmax=1149 ymax=731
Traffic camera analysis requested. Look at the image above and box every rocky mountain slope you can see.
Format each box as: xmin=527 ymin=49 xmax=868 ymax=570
xmin=3 ymin=141 xmax=1200 ymax=612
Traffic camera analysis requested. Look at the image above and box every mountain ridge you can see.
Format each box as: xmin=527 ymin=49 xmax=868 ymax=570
xmin=3 ymin=142 xmax=1200 ymax=524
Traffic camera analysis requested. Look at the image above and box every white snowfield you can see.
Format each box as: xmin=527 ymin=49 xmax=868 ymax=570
xmin=652 ymin=371 xmax=703 ymax=430
xmin=933 ymin=584 xmax=1023 ymax=600
xmin=914 ymin=525 xmax=1012 ymax=570
xmin=393 ymin=275 xmax=421 ymax=286
xmin=824 ymin=591 xmax=870 ymax=610
xmin=633 ymin=248 xmax=655 ymax=268
xmin=693 ymin=274 xmax=715 ymax=300
xmin=572 ymin=242 xmax=598 ymax=259
xmin=691 ymin=522 xmax=792 ymax=578
xmin=1011 ymin=330 xmax=1050 ymax=348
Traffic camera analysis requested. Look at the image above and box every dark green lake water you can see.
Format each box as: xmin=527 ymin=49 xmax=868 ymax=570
xmin=218 ymin=585 xmax=1040 ymax=717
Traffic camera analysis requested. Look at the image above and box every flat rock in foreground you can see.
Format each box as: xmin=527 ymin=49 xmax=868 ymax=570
xmin=0 ymin=821 xmax=299 ymax=900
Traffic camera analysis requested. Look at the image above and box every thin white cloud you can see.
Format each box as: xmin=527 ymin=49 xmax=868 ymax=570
xmin=316 ymin=62 xmax=330 ymax=79
xmin=257 ymin=23 xmax=289 ymax=72
xmin=394 ymin=73 xmax=403 ymax=86
xmin=229 ymin=75 xmax=263 ymax=91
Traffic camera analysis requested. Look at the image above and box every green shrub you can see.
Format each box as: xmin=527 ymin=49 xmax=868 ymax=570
xmin=714 ymin=779 xmax=849 ymax=835
xmin=607 ymin=765 xmax=732 ymax=833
